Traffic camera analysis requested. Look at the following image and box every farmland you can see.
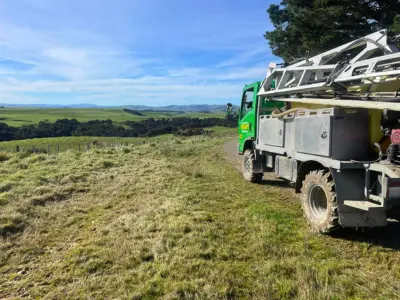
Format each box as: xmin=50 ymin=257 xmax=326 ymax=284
xmin=0 ymin=127 xmax=235 ymax=153
xmin=0 ymin=108 xmax=225 ymax=127
xmin=0 ymin=135 xmax=171 ymax=153
xmin=1 ymin=135 xmax=400 ymax=299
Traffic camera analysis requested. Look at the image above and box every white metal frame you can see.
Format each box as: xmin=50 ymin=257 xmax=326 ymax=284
xmin=258 ymin=30 xmax=400 ymax=99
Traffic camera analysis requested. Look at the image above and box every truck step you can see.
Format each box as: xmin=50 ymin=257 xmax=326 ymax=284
xmin=343 ymin=200 xmax=383 ymax=211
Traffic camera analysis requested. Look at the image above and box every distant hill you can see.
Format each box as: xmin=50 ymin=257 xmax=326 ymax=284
xmin=0 ymin=103 xmax=101 ymax=109
xmin=122 ymin=104 xmax=239 ymax=113
xmin=0 ymin=103 xmax=239 ymax=112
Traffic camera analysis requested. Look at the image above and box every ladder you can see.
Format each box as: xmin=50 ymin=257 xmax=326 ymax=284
xmin=258 ymin=30 xmax=400 ymax=102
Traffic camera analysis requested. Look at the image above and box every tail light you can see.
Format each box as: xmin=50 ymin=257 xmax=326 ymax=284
xmin=391 ymin=129 xmax=400 ymax=144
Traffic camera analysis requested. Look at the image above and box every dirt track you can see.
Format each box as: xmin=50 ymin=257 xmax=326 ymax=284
xmin=223 ymin=140 xmax=242 ymax=172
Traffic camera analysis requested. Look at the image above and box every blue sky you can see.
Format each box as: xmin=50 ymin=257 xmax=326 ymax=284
xmin=0 ymin=0 xmax=278 ymax=106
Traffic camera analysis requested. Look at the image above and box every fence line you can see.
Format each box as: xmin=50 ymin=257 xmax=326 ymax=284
xmin=0 ymin=132 xmax=234 ymax=155
xmin=5 ymin=141 xmax=145 ymax=155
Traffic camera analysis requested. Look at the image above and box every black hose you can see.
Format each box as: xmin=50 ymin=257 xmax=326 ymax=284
xmin=350 ymin=142 xmax=384 ymax=164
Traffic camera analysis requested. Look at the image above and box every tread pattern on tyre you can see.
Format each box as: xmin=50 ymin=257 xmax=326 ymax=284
xmin=242 ymin=149 xmax=263 ymax=183
xmin=301 ymin=170 xmax=340 ymax=233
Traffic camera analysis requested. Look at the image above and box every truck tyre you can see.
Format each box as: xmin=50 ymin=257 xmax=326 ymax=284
xmin=242 ymin=149 xmax=263 ymax=183
xmin=301 ymin=170 xmax=339 ymax=233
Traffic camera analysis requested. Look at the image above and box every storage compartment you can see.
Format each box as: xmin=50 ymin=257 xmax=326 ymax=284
xmin=295 ymin=113 xmax=331 ymax=157
xmin=257 ymin=107 xmax=369 ymax=161
xmin=331 ymin=108 xmax=369 ymax=160
xmin=259 ymin=116 xmax=285 ymax=147
xmin=294 ymin=107 xmax=369 ymax=160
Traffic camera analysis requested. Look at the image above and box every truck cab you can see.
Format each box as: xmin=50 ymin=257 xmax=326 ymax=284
xmin=238 ymin=82 xmax=259 ymax=154
xmin=238 ymin=81 xmax=282 ymax=154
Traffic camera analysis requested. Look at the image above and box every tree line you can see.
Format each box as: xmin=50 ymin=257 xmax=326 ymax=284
xmin=265 ymin=0 xmax=400 ymax=63
xmin=0 ymin=117 xmax=236 ymax=142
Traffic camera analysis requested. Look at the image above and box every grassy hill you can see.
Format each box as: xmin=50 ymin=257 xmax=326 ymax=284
xmin=0 ymin=108 xmax=225 ymax=127
xmin=1 ymin=135 xmax=400 ymax=299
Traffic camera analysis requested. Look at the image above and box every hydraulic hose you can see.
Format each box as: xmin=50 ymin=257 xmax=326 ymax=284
xmin=350 ymin=142 xmax=384 ymax=164
xmin=271 ymin=108 xmax=308 ymax=118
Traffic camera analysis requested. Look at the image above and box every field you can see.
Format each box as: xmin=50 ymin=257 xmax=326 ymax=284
xmin=0 ymin=108 xmax=225 ymax=127
xmin=0 ymin=127 xmax=235 ymax=153
xmin=1 ymin=135 xmax=400 ymax=299
xmin=0 ymin=136 xmax=172 ymax=153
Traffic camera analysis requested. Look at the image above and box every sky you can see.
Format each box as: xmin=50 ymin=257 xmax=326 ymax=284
xmin=0 ymin=0 xmax=278 ymax=106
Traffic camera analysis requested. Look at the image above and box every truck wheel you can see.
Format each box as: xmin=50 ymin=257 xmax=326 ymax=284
xmin=301 ymin=170 xmax=339 ymax=233
xmin=242 ymin=150 xmax=263 ymax=183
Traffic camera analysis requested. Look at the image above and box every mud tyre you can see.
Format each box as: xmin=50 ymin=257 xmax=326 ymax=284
xmin=242 ymin=150 xmax=263 ymax=183
xmin=301 ymin=170 xmax=340 ymax=233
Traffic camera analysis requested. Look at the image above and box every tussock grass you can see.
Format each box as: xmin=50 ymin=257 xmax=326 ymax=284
xmin=0 ymin=152 xmax=10 ymax=162
xmin=0 ymin=181 xmax=14 ymax=193
xmin=0 ymin=136 xmax=400 ymax=299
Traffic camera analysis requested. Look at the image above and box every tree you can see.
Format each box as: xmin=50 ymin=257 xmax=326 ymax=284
xmin=392 ymin=15 xmax=400 ymax=34
xmin=265 ymin=0 xmax=400 ymax=63
xmin=0 ymin=123 xmax=16 ymax=141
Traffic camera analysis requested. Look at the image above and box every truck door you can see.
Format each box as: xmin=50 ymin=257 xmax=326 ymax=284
xmin=238 ymin=85 xmax=257 ymax=153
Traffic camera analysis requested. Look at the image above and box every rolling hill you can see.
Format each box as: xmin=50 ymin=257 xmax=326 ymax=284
xmin=0 ymin=103 xmax=239 ymax=112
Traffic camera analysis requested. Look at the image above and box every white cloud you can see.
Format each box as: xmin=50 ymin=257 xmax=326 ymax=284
xmin=0 ymin=0 xmax=274 ymax=105
xmin=0 ymin=64 xmax=266 ymax=104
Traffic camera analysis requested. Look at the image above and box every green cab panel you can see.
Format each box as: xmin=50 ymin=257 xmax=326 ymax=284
xmin=237 ymin=81 xmax=284 ymax=154
xmin=238 ymin=82 xmax=258 ymax=153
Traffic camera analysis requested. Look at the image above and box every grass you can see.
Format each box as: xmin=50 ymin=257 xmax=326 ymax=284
xmin=1 ymin=136 xmax=400 ymax=299
xmin=0 ymin=108 xmax=225 ymax=127
xmin=205 ymin=126 xmax=236 ymax=134
xmin=0 ymin=135 xmax=173 ymax=153
xmin=0 ymin=128 xmax=235 ymax=153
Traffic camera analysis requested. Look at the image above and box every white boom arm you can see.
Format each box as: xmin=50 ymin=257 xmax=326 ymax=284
xmin=258 ymin=29 xmax=400 ymax=102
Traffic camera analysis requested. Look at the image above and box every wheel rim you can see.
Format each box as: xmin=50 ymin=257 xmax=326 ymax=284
xmin=309 ymin=185 xmax=328 ymax=220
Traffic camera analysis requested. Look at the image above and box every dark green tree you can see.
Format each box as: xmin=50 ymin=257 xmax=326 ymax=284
xmin=265 ymin=0 xmax=400 ymax=63
xmin=392 ymin=15 xmax=400 ymax=34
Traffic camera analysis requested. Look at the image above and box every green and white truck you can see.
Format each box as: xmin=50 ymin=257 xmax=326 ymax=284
xmin=236 ymin=30 xmax=400 ymax=233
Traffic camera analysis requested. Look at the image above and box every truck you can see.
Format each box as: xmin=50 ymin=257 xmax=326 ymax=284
xmin=237 ymin=29 xmax=400 ymax=233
